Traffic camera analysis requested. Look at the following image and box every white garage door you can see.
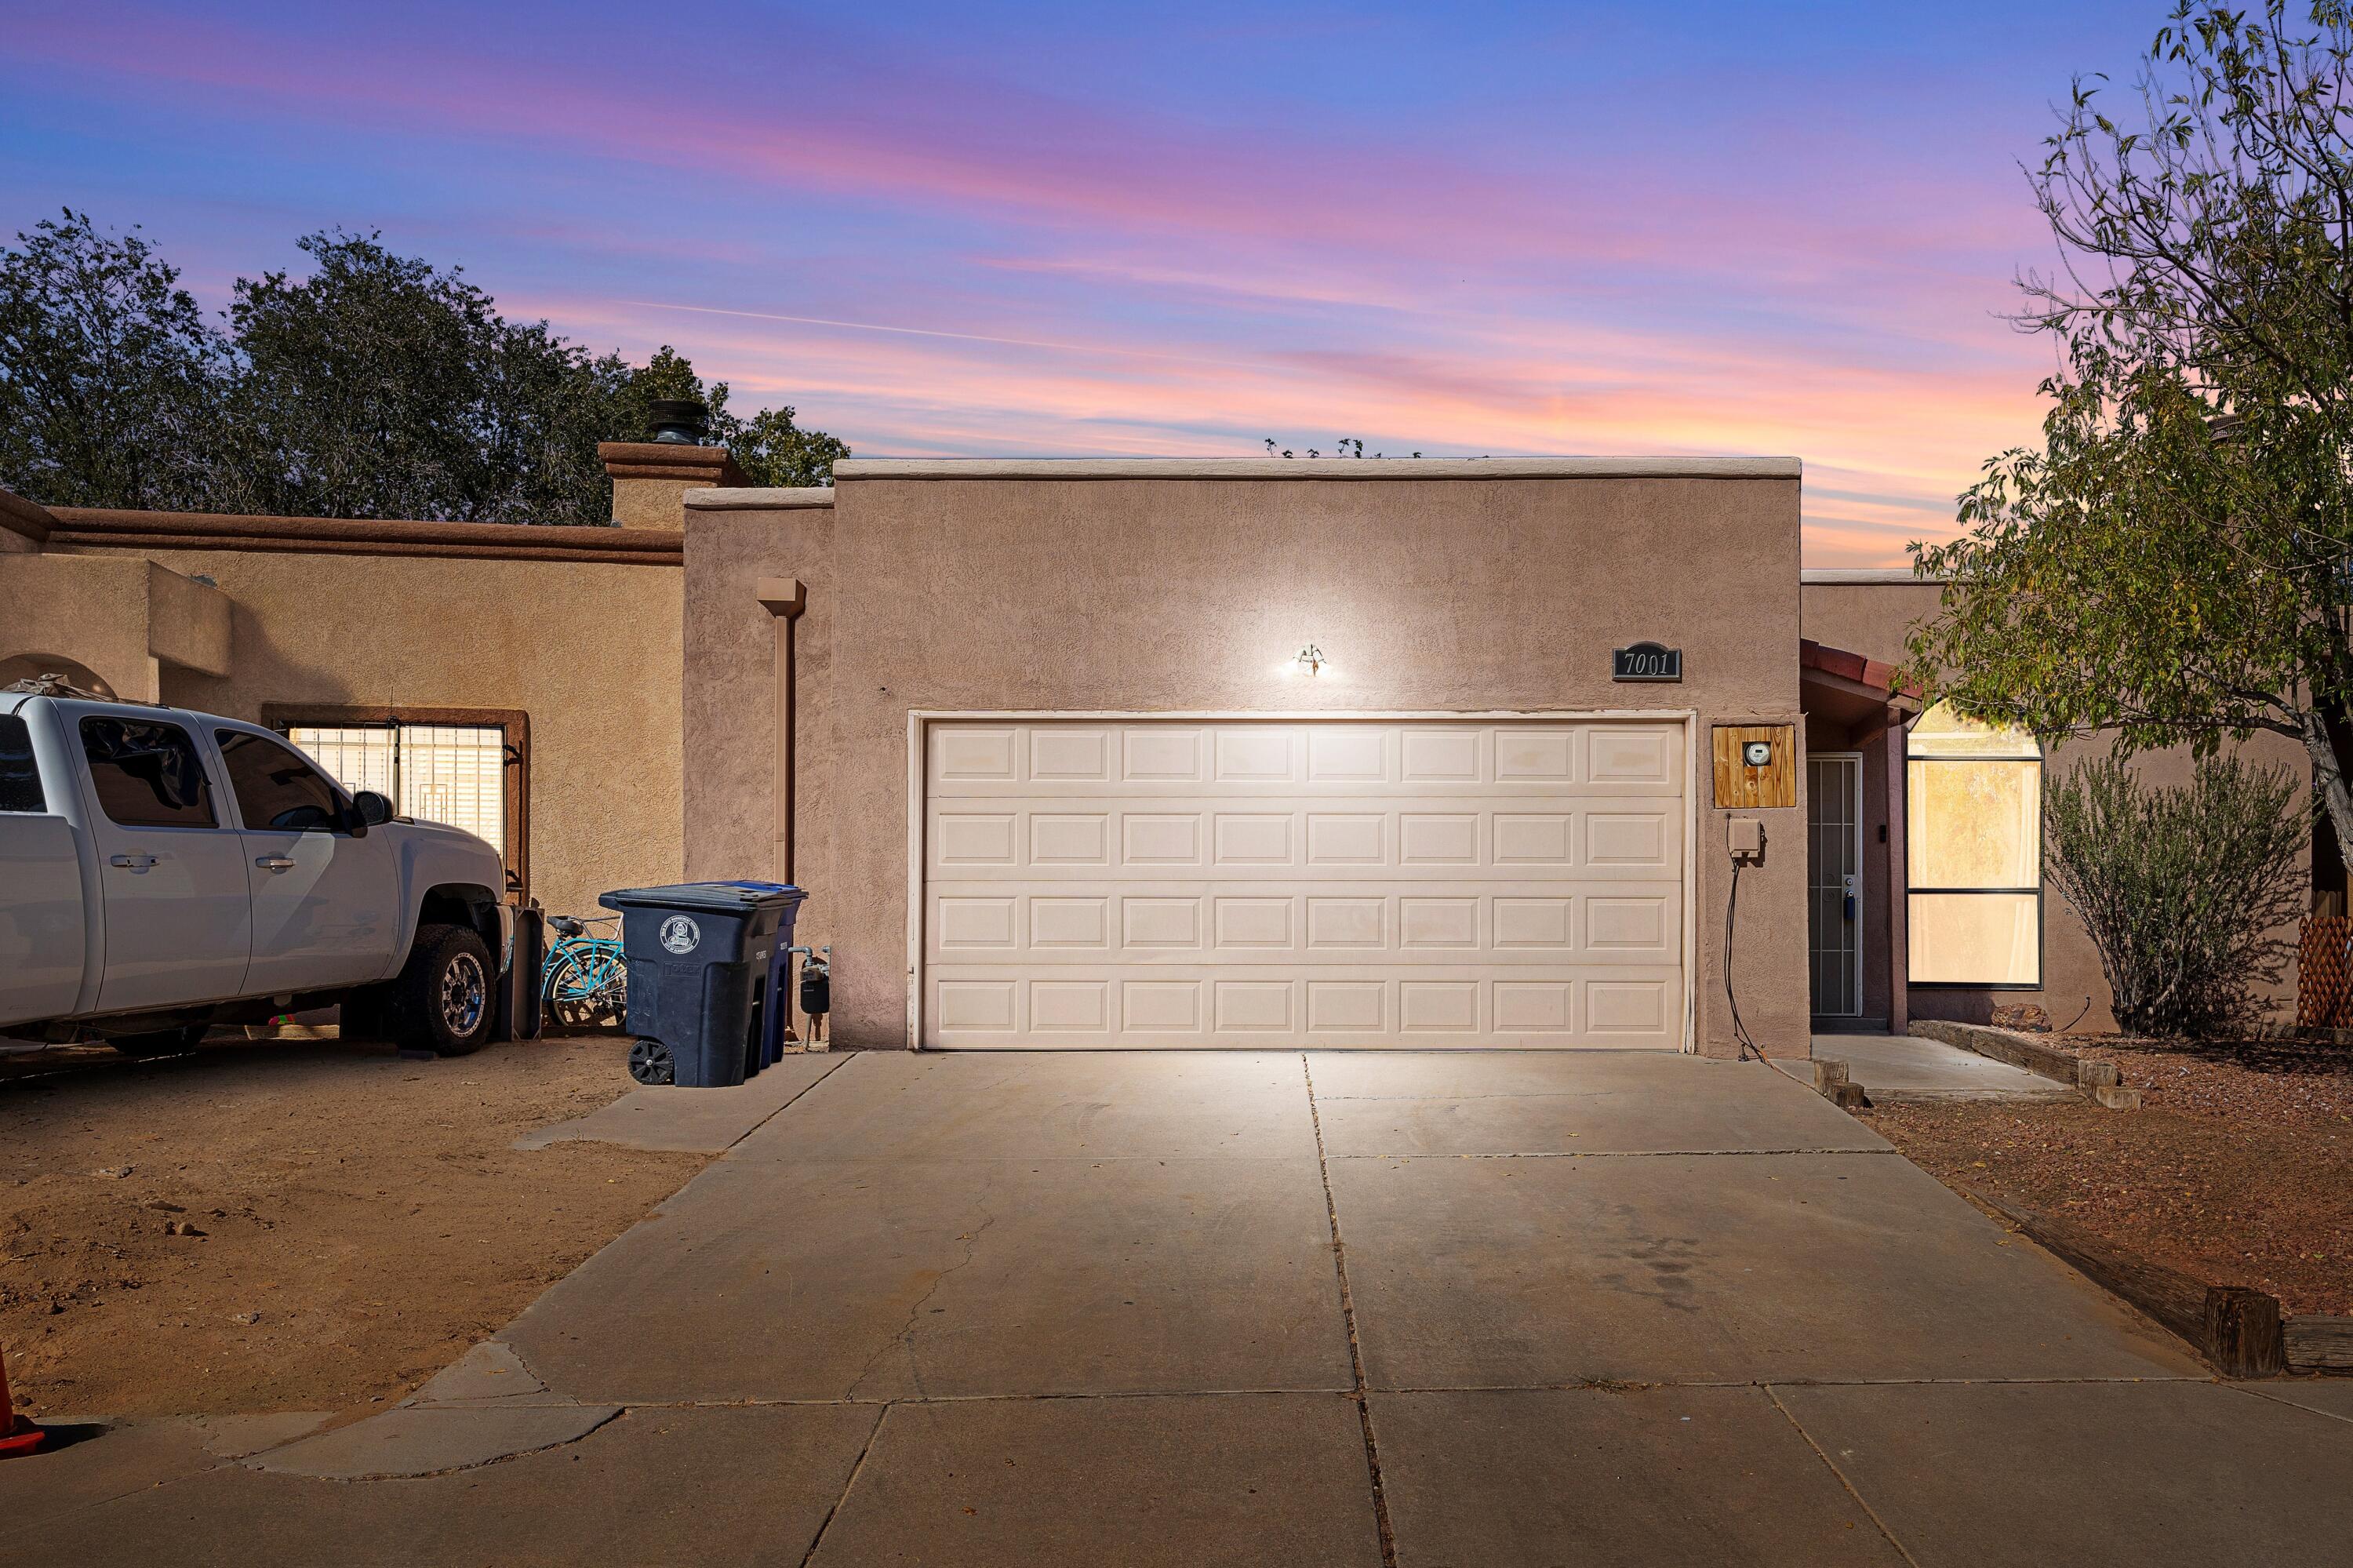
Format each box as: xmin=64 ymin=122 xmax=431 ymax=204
xmin=918 ymin=718 xmax=1688 ymax=1049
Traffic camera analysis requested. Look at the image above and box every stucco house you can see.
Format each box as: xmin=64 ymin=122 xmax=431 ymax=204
xmin=0 ymin=453 xmax=2316 ymax=1055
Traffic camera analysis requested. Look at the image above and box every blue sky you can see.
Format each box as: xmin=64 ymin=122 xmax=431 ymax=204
xmin=0 ymin=1 xmax=2166 ymax=559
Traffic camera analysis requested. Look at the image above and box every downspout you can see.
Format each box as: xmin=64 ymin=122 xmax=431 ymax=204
xmin=755 ymin=578 xmax=806 ymax=883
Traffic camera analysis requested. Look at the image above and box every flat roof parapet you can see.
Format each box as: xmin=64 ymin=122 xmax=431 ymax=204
xmin=682 ymin=487 xmax=838 ymax=510
xmin=828 ymin=457 xmax=1801 ymax=482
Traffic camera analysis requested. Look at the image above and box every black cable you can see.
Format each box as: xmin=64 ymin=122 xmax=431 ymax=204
xmin=1725 ymin=849 xmax=1762 ymax=1061
xmin=2060 ymin=995 xmax=2093 ymax=1034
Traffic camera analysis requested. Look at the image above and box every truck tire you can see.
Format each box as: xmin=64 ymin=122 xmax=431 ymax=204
xmin=389 ymin=922 xmax=496 ymax=1057
xmin=108 ymin=1023 xmax=207 ymax=1059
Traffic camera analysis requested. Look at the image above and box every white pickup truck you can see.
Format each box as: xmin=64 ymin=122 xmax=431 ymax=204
xmin=1 ymin=689 xmax=515 ymax=1057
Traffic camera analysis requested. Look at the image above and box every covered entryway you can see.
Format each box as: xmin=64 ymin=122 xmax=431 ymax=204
xmin=915 ymin=716 xmax=1689 ymax=1048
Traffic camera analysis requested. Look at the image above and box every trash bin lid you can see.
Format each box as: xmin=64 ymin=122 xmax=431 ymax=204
xmin=598 ymin=881 xmax=806 ymax=915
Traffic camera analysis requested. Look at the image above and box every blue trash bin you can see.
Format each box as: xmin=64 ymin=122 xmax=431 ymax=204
xmin=598 ymin=882 xmax=806 ymax=1087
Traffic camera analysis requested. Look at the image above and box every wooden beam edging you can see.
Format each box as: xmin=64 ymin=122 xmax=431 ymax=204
xmin=1909 ymin=1019 xmax=2140 ymax=1107
xmin=1962 ymin=1188 xmax=2286 ymax=1378
xmin=2285 ymin=1315 xmax=2353 ymax=1374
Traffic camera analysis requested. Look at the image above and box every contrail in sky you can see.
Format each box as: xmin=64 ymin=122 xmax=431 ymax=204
xmin=619 ymin=299 xmax=1264 ymax=369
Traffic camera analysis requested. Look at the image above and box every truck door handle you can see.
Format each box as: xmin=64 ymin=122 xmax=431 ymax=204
xmin=254 ymin=856 xmax=297 ymax=872
xmin=108 ymin=853 xmax=159 ymax=872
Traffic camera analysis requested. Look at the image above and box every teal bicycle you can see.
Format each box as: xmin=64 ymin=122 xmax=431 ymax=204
xmin=543 ymin=914 xmax=628 ymax=1031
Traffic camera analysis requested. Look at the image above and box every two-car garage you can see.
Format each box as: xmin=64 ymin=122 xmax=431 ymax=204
xmin=916 ymin=717 xmax=1691 ymax=1049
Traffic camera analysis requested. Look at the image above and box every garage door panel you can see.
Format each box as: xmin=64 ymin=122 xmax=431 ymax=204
xmin=926 ymin=886 xmax=1680 ymax=967
xmin=931 ymin=721 xmax=1686 ymax=799
xmin=921 ymin=719 xmax=1686 ymax=1048
xmin=926 ymin=802 xmax=1682 ymax=879
xmin=924 ymin=970 xmax=1687 ymax=1049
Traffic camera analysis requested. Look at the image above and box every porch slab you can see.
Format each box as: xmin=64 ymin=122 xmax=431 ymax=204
xmin=1308 ymin=1050 xmax=1887 ymax=1155
xmin=1770 ymin=1381 xmax=2353 ymax=1568
xmin=728 ymin=1050 xmax=1321 ymax=1162
xmin=1328 ymin=1149 xmax=2198 ymax=1387
xmin=1372 ymin=1387 xmax=1906 ymax=1566
xmin=808 ymin=1393 xmax=1380 ymax=1567
xmin=500 ymin=1152 xmax=1353 ymax=1403
xmin=1794 ymin=1033 xmax=2076 ymax=1102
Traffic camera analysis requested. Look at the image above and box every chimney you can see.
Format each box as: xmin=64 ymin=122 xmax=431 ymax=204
xmin=598 ymin=402 xmax=747 ymax=529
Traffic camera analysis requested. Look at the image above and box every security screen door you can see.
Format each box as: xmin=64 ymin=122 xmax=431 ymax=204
xmin=918 ymin=718 xmax=1689 ymax=1049
xmin=1807 ymin=752 xmax=1863 ymax=1018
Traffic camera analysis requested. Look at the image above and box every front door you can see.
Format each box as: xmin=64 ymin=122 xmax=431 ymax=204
xmin=213 ymin=726 xmax=400 ymax=993
xmin=1807 ymin=752 xmax=1863 ymax=1019
xmin=75 ymin=710 xmax=253 ymax=1013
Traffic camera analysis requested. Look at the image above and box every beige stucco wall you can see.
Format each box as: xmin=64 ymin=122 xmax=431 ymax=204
xmin=0 ymin=554 xmax=230 ymax=701
xmin=1802 ymin=577 xmax=2310 ymax=1029
xmin=688 ymin=465 xmax=1813 ymax=1057
xmin=53 ymin=544 xmax=686 ymax=921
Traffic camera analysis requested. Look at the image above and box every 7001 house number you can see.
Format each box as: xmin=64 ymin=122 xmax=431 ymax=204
xmin=1611 ymin=643 xmax=1682 ymax=682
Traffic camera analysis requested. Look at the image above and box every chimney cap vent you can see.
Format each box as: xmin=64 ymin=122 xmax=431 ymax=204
xmin=648 ymin=398 xmax=711 ymax=445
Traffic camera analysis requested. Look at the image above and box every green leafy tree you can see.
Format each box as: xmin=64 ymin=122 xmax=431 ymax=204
xmin=0 ymin=209 xmax=231 ymax=511
xmin=1907 ymin=1 xmax=2353 ymax=875
xmin=0 ymin=219 xmax=846 ymax=519
xmin=224 ymin=230 xmax=648 ymax=522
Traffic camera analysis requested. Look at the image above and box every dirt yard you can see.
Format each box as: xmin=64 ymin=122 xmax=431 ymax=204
xmin=1871 ymin=1036 xmax=2353 ymax=1315
xmin=0 ymin=1032 xmax=703 ymax=1419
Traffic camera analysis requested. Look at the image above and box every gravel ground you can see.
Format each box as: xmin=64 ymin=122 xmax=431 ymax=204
xmin=0 ymin=1032 xmax=703 ymax=1418
xmin=1871 ymin=1035 xmax=2353 ymax=1315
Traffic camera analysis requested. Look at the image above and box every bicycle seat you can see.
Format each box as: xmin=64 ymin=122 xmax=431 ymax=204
xmin=548 ymin=915 xmax=584 ymax=937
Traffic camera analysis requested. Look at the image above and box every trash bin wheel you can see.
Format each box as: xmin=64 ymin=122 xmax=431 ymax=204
xmin=627 ymin=1039 xmax=675 ymax=1086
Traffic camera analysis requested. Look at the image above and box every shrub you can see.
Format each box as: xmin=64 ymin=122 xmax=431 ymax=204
xmin=2043 ymin=755 xmax=2308 ymax=1038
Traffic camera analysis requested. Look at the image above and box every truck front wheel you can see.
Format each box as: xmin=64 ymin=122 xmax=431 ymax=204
xmin=390 ymin=922 xmax=495 ymax=1057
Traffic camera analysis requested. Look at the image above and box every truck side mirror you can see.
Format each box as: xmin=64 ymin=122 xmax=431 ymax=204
xmin=351 ymin=790 xmax=393 ymax=830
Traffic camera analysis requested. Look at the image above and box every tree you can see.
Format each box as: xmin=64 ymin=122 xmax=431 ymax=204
xmin=225 ymin=230 xmax=659 ymax=522
xmin=0 ymin=218 xmax=847 ymax=520
xmin=1905 ymin=1 xmax=2353 ymax=874
xmin=0 ymin=209 xmax=231 ymax=511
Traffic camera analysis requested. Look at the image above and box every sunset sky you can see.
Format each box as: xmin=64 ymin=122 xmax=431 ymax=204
xmin=1 ymin=2 xmax=2164 ymax=562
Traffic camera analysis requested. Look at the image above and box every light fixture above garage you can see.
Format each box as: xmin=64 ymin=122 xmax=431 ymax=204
xmin=1289 ymin=643 xmax=1329 ymax=678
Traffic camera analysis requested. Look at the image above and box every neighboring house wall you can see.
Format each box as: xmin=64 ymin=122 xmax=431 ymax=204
xmin=686 ymin=460 xmax=1813 ymax=1057
xmin=1802 ymin=574 xmax=2311 ymax=1030
xmin=6 ymin=497 xmax=687 ymax=922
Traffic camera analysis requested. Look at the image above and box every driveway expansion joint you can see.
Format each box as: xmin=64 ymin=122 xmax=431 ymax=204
xmin=1302 ymin=1053 xmax=1401 ymax=1568
xmin=1764 ymin=1384 xmax=1926 ymax=1568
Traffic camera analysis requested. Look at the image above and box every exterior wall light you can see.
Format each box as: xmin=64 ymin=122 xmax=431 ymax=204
xmin=1290 ymin=644 xmax=1329 ymax=678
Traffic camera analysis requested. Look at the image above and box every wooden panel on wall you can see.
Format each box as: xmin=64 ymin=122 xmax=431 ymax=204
xmin=1712 ymin=724 xmax=1796 ymax=809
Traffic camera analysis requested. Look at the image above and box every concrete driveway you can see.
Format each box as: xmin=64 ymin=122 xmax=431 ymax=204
xmin=9 ymin=1050 xmax=2353 ymax=1566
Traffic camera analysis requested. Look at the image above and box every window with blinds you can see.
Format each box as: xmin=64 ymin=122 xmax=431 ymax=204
xmin=287 ymin=722 xmax=508 ymax=870
xmin=1905 ymin=703 xmax=2042 ymax=988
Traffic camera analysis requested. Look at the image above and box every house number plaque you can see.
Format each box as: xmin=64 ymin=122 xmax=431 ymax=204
xmin=1612 ymin=642 xmax=1682 ymax=682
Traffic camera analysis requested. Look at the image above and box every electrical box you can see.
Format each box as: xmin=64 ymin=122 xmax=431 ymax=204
xmin=1727 ymin=817 xmax=1764 ymax=858
xmin=1712 ymin=724 xmax=1796 ymax=809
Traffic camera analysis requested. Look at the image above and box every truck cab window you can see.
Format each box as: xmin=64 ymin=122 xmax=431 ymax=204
xmin=0 ymin=715 xmax=41 ymax=812
xmin=79 ymin=717 xmax=216 ymax=829
xmin=219 ymin=730 xmax=346 ymax=832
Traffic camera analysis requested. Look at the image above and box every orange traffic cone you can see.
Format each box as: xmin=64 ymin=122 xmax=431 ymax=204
xmin=0 ymin=1344 xmax=48 ymax=1457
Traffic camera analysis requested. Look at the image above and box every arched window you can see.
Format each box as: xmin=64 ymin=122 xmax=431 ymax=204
xmin=1906 ymin=703 xmax=2042 ymax=988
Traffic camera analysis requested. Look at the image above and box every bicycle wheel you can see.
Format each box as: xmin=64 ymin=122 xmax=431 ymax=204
xmin=545 ymin=948 xmax=624 ymax=1031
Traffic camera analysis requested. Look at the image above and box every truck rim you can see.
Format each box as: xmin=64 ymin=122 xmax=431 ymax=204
xmin=442 ymin=951 xmax=487 ymax=1036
